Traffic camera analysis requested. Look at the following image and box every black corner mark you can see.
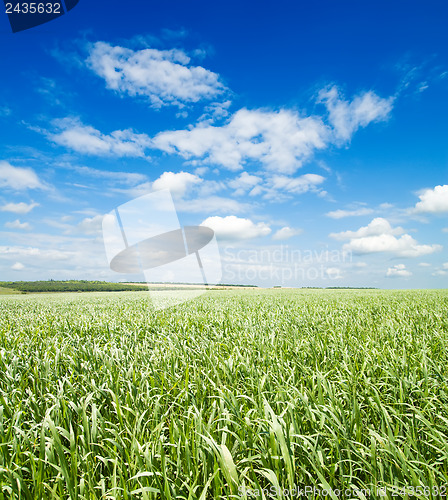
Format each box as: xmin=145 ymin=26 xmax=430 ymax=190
xmin=3 ymin=0 xmax=80 ymax=33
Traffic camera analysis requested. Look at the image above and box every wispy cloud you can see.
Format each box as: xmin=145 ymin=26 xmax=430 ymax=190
xmin=49 ymin=118 xmax=151 ymax=157
xmin=69 ymin=165 xmax=148 ymax=185
xmin=269 ymin=174 xmax=325 ymax=194
xmin=326 ymin=207 xmax=374 ymax=219
xmin=272 ymin=227 xmax=302 ymax=241
xmin=4 ymin=219 xmax=31 ymax=230
xmin=0 ymin=201 xmax=39 ymax=214
xmin=318 ymin=86 xmax=393 ymax=142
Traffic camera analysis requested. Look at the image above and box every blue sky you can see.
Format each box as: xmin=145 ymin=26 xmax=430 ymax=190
xmin=0 ymin=0 xmax=447 ymax=287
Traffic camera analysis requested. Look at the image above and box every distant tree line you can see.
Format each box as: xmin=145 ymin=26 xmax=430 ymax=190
xmin=1 ymin=281 xmax=149 ymax=293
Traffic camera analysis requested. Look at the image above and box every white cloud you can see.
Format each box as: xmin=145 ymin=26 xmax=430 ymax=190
xmin=0 ymin=201 xmax=39 ymax=214
xmin=201 ymin=215 xmax=271 ymax=240
xmin=228 ymin=172 xmax=262 ymax=196
xmin=152 ymin=107 xmax=329 ymax=173
xmin=177 ymin=196 xmax=251 ymax=214
xmin=152 ymin=171 xmax=202 ymax=197
xmin=331 ymin=217 xmax=442 ymax=257
xmin=442 ymin=228 xmax=448 ymax=233
xmin=0 ymin=245 xmax=75 ymax=261
xmin=414 ymin=185 xmax=448 ymax=214
xmin=326 ymin=267 xmax=343 ymax=279
xmin=418 ymin=262 xmax=431 ymax=267
xmin=49 ymin=118 xmax=151 ymax=157
xmin=152 ymin=86 xmax=392 ymax=174
xmin=71 ymin=166 xmax=147 ymax=185
xmin=443 ymin=262 xmax=448 ymax=269
xmin=344 ymin=234 xmax=440 ymax=257
xmin=5 ymin=219 xmax=31 ymax=230
xmin=11 ymin=262 xmax=24 ymax=271
xmin=433 ymin=270 xmax=447 ymax=276
xmin=0 ymin=246 xmax=40 ymax=256
xmin=272 ymin=226 xmax=302 ymax=240
xmin=120 ymin=182 xmax=153 ymax=198
xmin=0 ymin=161 xmax=46 ymax=190
xmin=386 ymin=264 xmax=412 ymax=278
xmin=269 ymin=173 xmax=325 ymax=194
xmin=318 ymin=86 xmax=393 ymax=141
xmin=196 ymin=179 xmax=225 ymax=197
xmin=87 ymin=42 xmax=225 ymax=108
xmin=77 ymin=215 xmax=104 ymax=235
xmin=326 ymin=207 xmax=374 ymax=219
xmin=200 ymin=100 xmax=232 ymax=122
xmin=330 ymin=218 xmax=405 ymax=240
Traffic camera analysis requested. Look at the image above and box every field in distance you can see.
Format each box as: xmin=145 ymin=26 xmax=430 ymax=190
xmin=0 ymin=288 xmax=447 ymax=498
xmin=0 ymin=280 xmax=259 ymax=294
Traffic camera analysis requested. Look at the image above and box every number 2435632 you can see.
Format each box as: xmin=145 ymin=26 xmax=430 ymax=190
xmin=5 ymin=3 xmax=62 ymax=14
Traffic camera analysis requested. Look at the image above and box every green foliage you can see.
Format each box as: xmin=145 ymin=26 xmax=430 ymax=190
xmin=0 ymin=289 xmax=447 ymax=498
xmin=1 ymin=280 xmax=149 ymax=293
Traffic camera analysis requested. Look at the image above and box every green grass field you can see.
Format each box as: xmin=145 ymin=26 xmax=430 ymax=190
xmin=0 ymin=286 xmax=20 ymax=295
xmin=0 ymin=289 xmax=447 ymax=499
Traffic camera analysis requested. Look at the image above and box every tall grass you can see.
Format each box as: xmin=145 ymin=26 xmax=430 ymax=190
xmin=0 ymin=289 xmax=447 ymax=498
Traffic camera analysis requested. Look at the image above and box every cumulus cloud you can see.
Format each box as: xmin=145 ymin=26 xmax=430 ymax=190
xmin=318 ymin=86 xmax=393 ymax=141
xmin=413 ymin=185 xmax=448 ymax=214
xmin=49 ymin=118 xmax=151 ymax=157
xmin=87 ymin=42 xmax=225 ymax=108
xmin=0 ymin=162 xmax=46 ymax=191
xmin=0 ymin=201 xmax=39 ymax=214
xmin=201 ymin=215 xmax=271 ymax=240
xmin=326 ymin=207 xmax=374 ymax=219
xmin=331 ymin=217 xmax=442 ymax=257
xmin=330 ymin=217 xmax=405 ymax=240
xmin=152 ymin=171 xmax=202 ymax=197
xmin=272 ymin=226 xmax=302 ymax=240
xmin=4 ymin=219 xmax=31 ymax=230
xmin=152 ymin=107 xmax=329 ymax=173
xmin=11 ymin=262 xmax=24 ymax=270
xmin=152 ymin=86 xmax=392 ymax=174
xmin=386 ymin=264 xmax=412 ymax=278
xmin=45 ymin=84 xmax=392 ymax=185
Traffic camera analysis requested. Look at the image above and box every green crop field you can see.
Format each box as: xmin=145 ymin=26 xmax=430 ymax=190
xmin=0 ymin=289 xmax=447 ymax=499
